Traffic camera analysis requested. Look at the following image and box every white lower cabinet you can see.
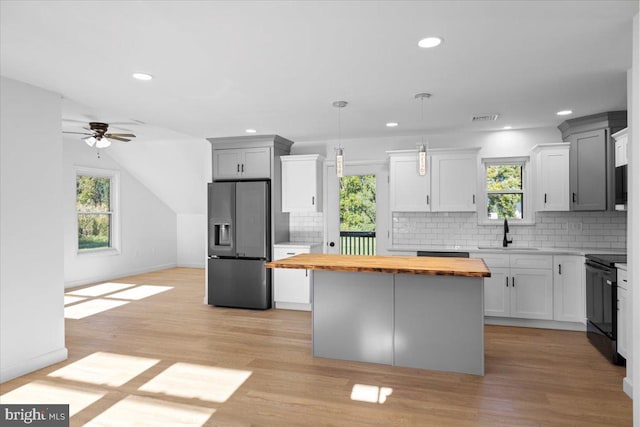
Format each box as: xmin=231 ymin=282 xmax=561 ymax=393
xmin=273 ymin=243 xmax=322 ymax=311
xmin=475 ymin=253 xmax=553 ymax=320
xmin=617 ymin=267 xmax=629 ymax=359
xmin=553 ymin=255 xmax=586 ymax=323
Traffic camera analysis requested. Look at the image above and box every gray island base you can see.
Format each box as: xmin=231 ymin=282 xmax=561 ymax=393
xmin=265 ymin=254 xmax=490 ymax=376
xmin=312 ymin=270 xmax=485 ymax=376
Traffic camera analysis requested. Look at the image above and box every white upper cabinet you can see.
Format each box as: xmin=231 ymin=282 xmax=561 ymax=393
xmin=613 ymin=128 xmax=628 ymax=167
xmin=388 ymin=151 xmax=431 ymax=212
xmin=281 ymin=154 xmax=324 ymax=212
xmin=213 ymin=147 xmax=271 ymax=180
xmin=531 ymin=143 xmax=570 ymax=212
xmin=430 ymin=149 xmax=479 ymax=212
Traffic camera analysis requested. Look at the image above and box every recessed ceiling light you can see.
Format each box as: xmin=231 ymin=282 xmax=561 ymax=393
xmin=245 ymin=129 xmax=257 ymax=133
xmin=418 ymin=37 xmax=443 ymax=48
xmin=503 ymin=126 xmax=512 ymax=130
xmin=386 ymin=122 xmax=398 ymax=127
xmin=557 ymin=110 xmax=573 ymax=116
xmin=132 ymin=72 xmax=153 ymax=81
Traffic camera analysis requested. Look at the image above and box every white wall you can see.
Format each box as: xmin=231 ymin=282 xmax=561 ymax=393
xmin=177 ymin=213 xmax=206 ymax=267
xmin=291 ymin=127 xmax=562 ymax=159
xmin=0 ymin=77 xmax=67 ymax=382
xmin=104 ymin=129 xmax=211 ymax=269
xmin=63 ymin=138 xmax=178 ymax=287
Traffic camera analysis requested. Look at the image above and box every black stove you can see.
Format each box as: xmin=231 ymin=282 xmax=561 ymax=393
xmin=584 ymin=253 xmax=626 ymax=366
xmin=585 ymin=253 xmax=627 ymax=267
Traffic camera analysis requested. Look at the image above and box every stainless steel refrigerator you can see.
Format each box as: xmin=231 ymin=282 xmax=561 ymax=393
xmin=207 ymin=181 xmax=271 ymax=309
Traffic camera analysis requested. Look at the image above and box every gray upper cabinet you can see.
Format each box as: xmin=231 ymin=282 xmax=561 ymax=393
xmin=568 ymin=129 xmax=607 ymax=210
xmin=558 ymin=111 xmax=627 ymax=211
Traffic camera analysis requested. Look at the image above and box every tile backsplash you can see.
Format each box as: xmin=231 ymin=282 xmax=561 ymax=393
xmin=392 ymin=211 xmax=627 ymax=250
xmin=289 ymin=212 xmax=324 ymax=243
xmin=289 ymin=210 xmax=627 ymax=250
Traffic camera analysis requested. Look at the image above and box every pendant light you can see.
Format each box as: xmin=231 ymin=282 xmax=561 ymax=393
xmin=415 ymin=93 xmax=431 ymax=176
xmin=333 ymin=100 xmax=348 ymax=178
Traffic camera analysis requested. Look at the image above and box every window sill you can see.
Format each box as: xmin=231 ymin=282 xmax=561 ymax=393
xmin=77 ymin=247 xmax=121 ymax=257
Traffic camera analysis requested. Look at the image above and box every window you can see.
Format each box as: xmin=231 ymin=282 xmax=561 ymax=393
xmin=339 ymin=174 xmax=376 ymax=255
xmin=481 ymin=157 xmax=531 ymax=224
xmin=76 ymin=168 xmax=119 ymax=253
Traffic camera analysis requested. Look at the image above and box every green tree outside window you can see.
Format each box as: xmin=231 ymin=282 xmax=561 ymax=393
xmin=486 ymin=164 xmax=524 ymax=219
xmin=77 ymin=175 xmax=112 ymax=249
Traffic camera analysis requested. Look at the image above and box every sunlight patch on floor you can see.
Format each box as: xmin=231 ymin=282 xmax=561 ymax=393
xmin=66 ymin=282 xmax=136 ymax=297
xmin=0 ymin=380 xmax=106 ymax=416
xmin=84 ymin=395 xmax=215 ymax=427
xmin=138 ymin=363 xmax=252 ymax=403
xmin=64 ymin=295 xmax=87 ymax=305
xmin=48 ymin=352 xmax=160 ymax=387
xmin=64 ymin=299 xmax=129 ymax=319
xmin=106 ymin=285 xmax=173 ymax=300
xmin=350 ymin=384 xmax=393 ymax=404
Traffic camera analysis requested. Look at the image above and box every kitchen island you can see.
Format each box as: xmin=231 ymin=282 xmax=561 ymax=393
xmin=265 ymin=254 xmax=491 ymax=375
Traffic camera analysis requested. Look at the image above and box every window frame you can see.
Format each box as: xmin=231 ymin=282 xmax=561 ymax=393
xmin=478 ymin=156 xmax=534 ymax=226
xmin=75 ymin=166 xmax=121 ymax=256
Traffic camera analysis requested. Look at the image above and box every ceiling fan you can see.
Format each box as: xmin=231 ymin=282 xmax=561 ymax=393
xmin=63 ymin=122 xmax=136 ymax=148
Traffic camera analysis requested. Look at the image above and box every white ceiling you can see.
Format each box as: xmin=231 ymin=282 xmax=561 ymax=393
xmin=0 ymin=1 xmax=637 ymax=144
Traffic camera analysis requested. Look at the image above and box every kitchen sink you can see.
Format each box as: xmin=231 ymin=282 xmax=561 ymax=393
xmin=477 ymin=246 xmax=540 ymax=251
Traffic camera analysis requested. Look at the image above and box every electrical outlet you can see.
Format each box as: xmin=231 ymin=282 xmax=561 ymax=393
xmin=569 ymin=222 xmax=583 ymax=232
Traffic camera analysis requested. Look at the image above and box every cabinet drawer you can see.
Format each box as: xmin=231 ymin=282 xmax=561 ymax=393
xmin=274 ymin=247 xmax=310 ymax=260
xmin=473 ymin=253 xmax=509 ymax=268
xmin=510 ymin=254 xmax=552 ymax=269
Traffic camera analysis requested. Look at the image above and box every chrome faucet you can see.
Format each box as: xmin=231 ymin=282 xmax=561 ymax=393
xmin=503 ymin=219 xmax=513 ymax=247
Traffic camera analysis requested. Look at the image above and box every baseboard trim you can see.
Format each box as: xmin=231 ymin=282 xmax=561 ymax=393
xmin=1 ymin=347 xmax=68 ymax=384
xmin=623 ymin=376 xmax=633 ymax=399
xmin=274 ymin=301 xmax=311 ymax=311
xmin=485 ymin=317 xmax=586 ymax=331
xmin=177 ymin=263 xmax=205 ymax=268
xmin=64 ymin=263 xmax=177 ymax=288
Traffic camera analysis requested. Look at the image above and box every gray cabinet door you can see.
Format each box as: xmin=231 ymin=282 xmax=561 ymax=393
xmin=569 ymin=129 xmax=606 ymax=211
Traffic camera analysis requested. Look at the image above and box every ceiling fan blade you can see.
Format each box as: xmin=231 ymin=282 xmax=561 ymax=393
xmin=63 ymin=131 xmax=93 ymax=135
xmin=105 ymin=133 xmax=136 ymax=138
xmin=107 ymin=136 xmax=131 ymax=142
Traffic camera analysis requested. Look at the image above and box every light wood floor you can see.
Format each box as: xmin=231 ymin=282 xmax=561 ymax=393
xmin=1 ymin=268 xmax=632 ymax=426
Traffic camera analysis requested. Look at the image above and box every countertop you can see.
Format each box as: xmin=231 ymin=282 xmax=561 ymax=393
xmin=265 ymin=253 xmax=491 ymax=278
xmin=274 ymin=241 xmax=323 ymax=248
xmin=388 ymin=245 xmax=626 ymax=256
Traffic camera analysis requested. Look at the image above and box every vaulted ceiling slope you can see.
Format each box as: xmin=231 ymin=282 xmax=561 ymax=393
xmin=1 ymin=1 xmax=637 ymax=143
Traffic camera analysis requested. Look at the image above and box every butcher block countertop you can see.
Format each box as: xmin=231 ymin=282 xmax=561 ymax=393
xmin=265 ymin=253 xmax=491 ymax=278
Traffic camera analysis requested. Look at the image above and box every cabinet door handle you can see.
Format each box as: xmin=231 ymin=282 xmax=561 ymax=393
xmin=427 ymin=195 xmax=430 ymax=205
xmin=558 ymin=264 xmax=562 ymax=275
xmin=237 ymin=164 xmax=240 ymax=173
xmin=286 ymin=252 xmax=296 ymax=255
xmin=306 ymin=269 xmax=308 ymax=277
xmin=572 ymin=192 xmax=576 ymax=203
xmin=312 ymin=196 xmax=315 ymax=205
xmin=544 ymin=193 xmax=547 ymax=204
xmin=512 ymin=277 xmax=515 ymax=287
xmin=505 ymin=277 xmax=509 ymax=287
xmin=472 ymin=194 xmax=476 ymax=204
xmin=241 ymin=164 xmax=245 ymax=173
